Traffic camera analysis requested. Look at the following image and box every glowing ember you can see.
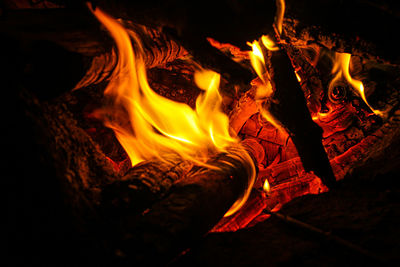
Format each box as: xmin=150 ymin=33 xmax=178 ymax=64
xmin=89 ymin=4 xmax=255 ymax=216
xmin=329 ymin=52 xmax=383 ymax=116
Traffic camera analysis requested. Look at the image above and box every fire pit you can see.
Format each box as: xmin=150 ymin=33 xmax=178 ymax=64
xmin=4 ymin=0 xmax=400 ymax=265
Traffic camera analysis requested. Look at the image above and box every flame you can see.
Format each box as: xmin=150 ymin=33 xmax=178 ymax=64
xmin=294 ymin=70 xmax=301 ymax=82
xmin=263 ymin=179 xmax=271 ymax=193
xmin=261 ymin=35 xmax=280 ymax=51
xmin=257 ymin=0 xmax=286 ymax=52
xmin=275 ymin=0 xmax=286 ymax=35
xmin=247 ymin=40 xmax=267 ymax=84
xmin=247 ymin=40 xmax=283 ymax=132
xmin=329 ymin=53 xmax=382 ymax=116
xmin=89 ymin=5 xmax=255 ymax=216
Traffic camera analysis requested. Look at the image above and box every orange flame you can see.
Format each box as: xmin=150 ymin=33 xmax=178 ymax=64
xmin=89 ymin=5 xmax=255 ymax=216
xmin=329 ymin=53 xmax=383 ymax=116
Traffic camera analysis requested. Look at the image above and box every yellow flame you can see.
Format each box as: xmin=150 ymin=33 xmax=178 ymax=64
xmin=89 ymin=5 xmax=255 ymax=216
xmin=258 ymin=0 xmax=286 ymax=52
xmin=261 ymin=35 xmax=280 ymax=52
xmin=294 ymin=71 xmax=301 ymax=82
xmin=247 ymin=40 xmax=284 ymax=132
xmin=329 ymin=53 xmax=382 ymax=116
xmin=275 ymin=0 xmax=286 ymax=35
xmin=263 ymin=179 xmax=271 ymax=193
xmin=248 ymin=40 xmax=267 ymax=84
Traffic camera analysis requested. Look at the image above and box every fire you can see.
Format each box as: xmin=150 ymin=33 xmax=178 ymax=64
xmin=89 ymin=5 xmax=255 ymax=216
xmin=257 ymin=0 xmax=286 ymax=52
xmin=275 ymin=0 xmax=286 ymax=35
xmin=247 ymin=40 xmax=267 ymax=84
xmin=247 ymin=40 xmax=282 ymax=132
xmin=329 ymin=53 xmax=383 ymax=116
xmin=261 ymin=35 xmax=279 ymax=51
xmin=263 ymin=179 xmax=271 ymax=193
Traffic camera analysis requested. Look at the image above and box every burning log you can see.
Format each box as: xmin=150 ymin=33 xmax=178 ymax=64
xmin=5 ymin=69 xmax=256 ymax=264
xmin=101 ymin=157 xmax=193 ymax=217
xmin=263 ymin=48 xmax=336 ymax=188
xmin=108 ymin=149 xmax=255 ymax=265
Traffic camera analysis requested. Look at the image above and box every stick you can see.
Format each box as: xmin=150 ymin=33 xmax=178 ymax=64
xmin=263 ymin=208 xmax=387 ymax=264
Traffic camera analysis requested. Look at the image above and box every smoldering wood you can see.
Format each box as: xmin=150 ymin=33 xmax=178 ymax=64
xmin=264 ymin=48 xmax=336 ymax=189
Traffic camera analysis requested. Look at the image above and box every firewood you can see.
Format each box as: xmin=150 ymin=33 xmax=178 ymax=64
xmin=264 ymin=48 xmax=336 ymax=188
xmin=109 ymin=148 xmax=255 ymax=265
xmin=101 ymin=157 xmax=193 ymax=218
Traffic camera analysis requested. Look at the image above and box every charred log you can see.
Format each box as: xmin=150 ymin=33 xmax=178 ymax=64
xmin=111 ymin=150 xmax=254 ymax=265
xmin=264 ymin=48 xmax=336 ymax=188
xmin=101 ymin=157 xmax=193 ymax=219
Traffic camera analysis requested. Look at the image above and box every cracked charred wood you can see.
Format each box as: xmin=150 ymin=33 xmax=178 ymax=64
xmin=283 ymin=0 xmax=400 ymax=64
xmin=74 ymin=24 xmax=187 ymax=89
xmin=264 ymin=49 xmax=336 ymax=189
xmin=109 ymin=150 xmax=254 ymax=265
